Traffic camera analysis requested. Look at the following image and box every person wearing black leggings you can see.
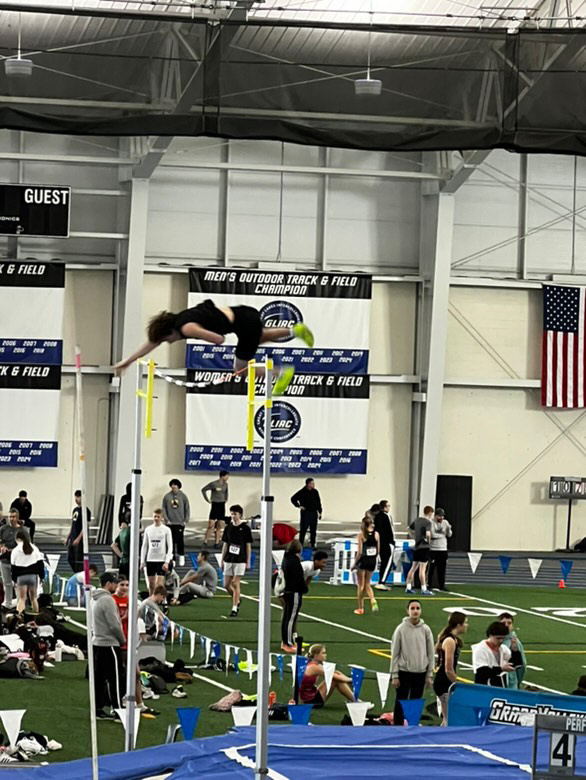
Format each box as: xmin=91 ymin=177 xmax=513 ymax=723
xmin=391 ymin=600 xmax=434 ymax=725
xmin=280 ymin=540 xmax=308 ymax=653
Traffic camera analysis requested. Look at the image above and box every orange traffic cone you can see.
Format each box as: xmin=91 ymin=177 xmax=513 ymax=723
xmin=558 ymin=579 xmax=566 ymax=589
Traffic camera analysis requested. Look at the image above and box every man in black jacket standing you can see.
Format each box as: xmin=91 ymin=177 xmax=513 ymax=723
xmin=290 ymin=478 xmax=322 ymax=550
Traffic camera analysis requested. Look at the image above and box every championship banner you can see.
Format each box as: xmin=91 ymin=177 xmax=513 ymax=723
xmin=185 ymin=371 xmax=369 ymax=474
xmin=186 ymin=268 xmax=372 ymax=374
xmin=0 ymin=261 xmax=64 ymax=467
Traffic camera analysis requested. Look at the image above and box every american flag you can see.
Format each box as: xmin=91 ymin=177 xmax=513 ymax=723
xmin=542 ymin=284 xmax=586 ymax=408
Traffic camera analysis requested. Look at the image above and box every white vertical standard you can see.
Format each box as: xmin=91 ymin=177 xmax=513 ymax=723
xmin=255 ymin=358 xmax=274 ymax=780
xmin=418 ymin=192 xmax=455 ymax=508
xmin=74 ymin=347 xmax=99 ymax=780
xmin=113 ymin=178 xmax=149 ymax=510
xmin=124 ymin=362 xmax=145 ymax=752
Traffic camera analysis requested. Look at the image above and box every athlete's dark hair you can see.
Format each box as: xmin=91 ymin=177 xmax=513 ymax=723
xmin=498 ymin=612 xmax=514 ymax=622
xmin=287 ymin=539 xmax=302 ymax=555
xmin=219 ymin=470 xmax=228 ymax=477
xmin=147 ymin=310 xmax=177 ymax=343
xmin=74 ymin=490 xmax=82 ymax=497
xmin=169 ymin=478 xmax=182 ymax=489
xmin=486 ymin=621 xmax=509 ymax=638
xmin=370 ymin=503 xmax=380 ymax=515
xmin=153 ymin=585 xmax=167 ymax=598
xmin=313 ymin=550 xmax=328 ymax=562
xmin=9 ymin=507 xmax=19 ymax=518
xmin=199 ymin=550 xmax=209 ymax=560
xmin=436 ymin=611 xmax=467 ymax=652
xmin=360 ymin=515 xmax=373 ymax=540
xmin=18 ymin=490 xmax=27 ymax=498
xmin=379 ymin=499 xmax=389 ymax=510
xmin=407 ymin=599 xmax=421 ymax=609
xmin=305 ymin=478 xmax=314 ymax=486
xmin=16 ymin=529 xmax=33 ymax=556
xmin=230 ymin=504 xmax=243 ymax=516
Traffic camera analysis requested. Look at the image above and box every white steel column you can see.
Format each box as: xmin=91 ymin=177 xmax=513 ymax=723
xmin=112 ymin=178 xmax=149 ymax=514
xmin=417 ymin=191 xmax=454 ymax=510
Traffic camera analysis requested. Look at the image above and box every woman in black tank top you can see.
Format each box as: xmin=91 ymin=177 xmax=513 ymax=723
xmin=433 ymin=611 xmax=468 ymax=726
xmin=351 ymin=516 xmax=380 ymax=615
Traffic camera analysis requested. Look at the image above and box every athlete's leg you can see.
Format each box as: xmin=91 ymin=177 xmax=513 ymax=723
xmin=356 ymin=569 xmax=365 ymax=612
xmin=260 ymin=327 xmax=290 ymax=343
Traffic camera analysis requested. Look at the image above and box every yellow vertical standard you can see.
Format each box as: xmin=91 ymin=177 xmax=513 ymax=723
xmin=247 ymin=359 xmax=256 ymax=451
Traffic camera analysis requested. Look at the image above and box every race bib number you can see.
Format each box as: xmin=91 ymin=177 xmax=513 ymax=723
xmin=229 ymin=544 xmax=241 ymax=556
xmin=366 ymin=547 xmax=377 ymax=556
xmin=150 ymin=539 xmax=161 ymax=549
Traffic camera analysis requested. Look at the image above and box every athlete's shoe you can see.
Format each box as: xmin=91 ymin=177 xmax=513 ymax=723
xmin=280 ymin=643 xmax=297 ymax=653
xmin=172 ymin=686 xmax=187 ymax=699
xmin=140 ymin=706 xmax=160 ymax=718
xmin=371 ymin=599 xmax=379 ymax=613
xmin=405 ymin=585 xmax=415 ymax=594
xmin=421 ymin=589 xmax=435 ymax=596
xmin=374 ymin=584 xmax=390 ymax=591
xmin=273 ymin=366 xmax=295 ymax=397
xmin=293 ymin=323 xmax=315 ymax=348
xmin=353 ymin=608 xmax=364 ymax=615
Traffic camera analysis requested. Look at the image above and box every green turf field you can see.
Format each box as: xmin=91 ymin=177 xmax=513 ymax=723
xmin=5 ymin=580 xmax=586 ymax=763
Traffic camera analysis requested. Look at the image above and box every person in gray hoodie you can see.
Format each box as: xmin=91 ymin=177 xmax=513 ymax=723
xmin=92 ymin=571 xmax=126 ymax=720
xmin=162 ymin=479 xmax=190 ymax=567
xmin=428 ymin=508 xmax=452 ymax=592
xmin=391 ymin=599 xmax=435 ymax=725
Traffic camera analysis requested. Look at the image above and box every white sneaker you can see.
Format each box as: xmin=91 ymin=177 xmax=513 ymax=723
xmin=46 ymin=740 xmax=62 ymax=751
xmin=405 ymin=586 xmax=414 ymax=594
xmin=179 ymin=555 xmax=185 ymax=567
xmin=172 ymin=685 xmax=187 ymax=699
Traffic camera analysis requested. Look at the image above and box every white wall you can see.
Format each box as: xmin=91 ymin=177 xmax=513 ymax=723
xmin=441 ymin=286 xmax=586 ymax=550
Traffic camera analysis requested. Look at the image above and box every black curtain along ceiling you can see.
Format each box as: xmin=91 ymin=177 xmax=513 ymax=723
xmin=0 ymin=16 xmax=585 ymax=156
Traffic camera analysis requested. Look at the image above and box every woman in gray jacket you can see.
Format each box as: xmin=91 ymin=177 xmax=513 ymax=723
xmin=391 ymin=599 xmax=435 ymax=725
xmin=428 ymin=508 xmax=452 ymax=592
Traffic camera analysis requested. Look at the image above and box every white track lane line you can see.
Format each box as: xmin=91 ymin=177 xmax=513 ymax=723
xmin=449 ymin=588 xmax=586 ymax=630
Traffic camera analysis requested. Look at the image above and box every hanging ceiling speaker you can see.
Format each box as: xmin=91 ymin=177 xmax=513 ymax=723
xmin=354 ymin=78 xmax=382 ymax=96
xmin=5 ymin=57 xmax=33 ymax=78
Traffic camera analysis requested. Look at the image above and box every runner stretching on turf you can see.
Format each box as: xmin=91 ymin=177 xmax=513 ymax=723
xmin=113 ymin=299 xmax=314 ymax=396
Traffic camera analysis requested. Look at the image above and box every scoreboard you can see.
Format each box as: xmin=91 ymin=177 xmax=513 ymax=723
xmin=549 ymin=476 xmax=586 ymax=500
xmin=0 ymin=184 xmax=70 ymax=237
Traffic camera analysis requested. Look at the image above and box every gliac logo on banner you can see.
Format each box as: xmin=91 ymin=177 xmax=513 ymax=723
xmin=255 ymin=401 xmax=301 ymax=443
xmin=259 ymin=301 xmax=303 ymax=343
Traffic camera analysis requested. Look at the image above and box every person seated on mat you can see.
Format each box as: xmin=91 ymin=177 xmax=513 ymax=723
xmin=113 ymin=300 xmax=315 ymax=396
xmin=176 ymin=551 xmax=218 ymax=605
xmin=472 ymin=621 xmax=522 ymax=687
xmin=300 ymin=644 xmax=355 ymax=709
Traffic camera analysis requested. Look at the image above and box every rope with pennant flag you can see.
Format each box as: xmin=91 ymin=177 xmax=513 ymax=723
xmin=465 ymin=553 xmax=573 ymax=583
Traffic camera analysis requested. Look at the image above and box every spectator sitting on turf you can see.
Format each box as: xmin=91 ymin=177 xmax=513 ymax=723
xmin=138 ymin=585 xmax=167 ymax=640
xmin=499 ymin=612 xmax=527 ymax=689
xmin=572 ymin=675 xmax=586 ymax=696
xmin=65 ymin=564 xmax=99 ymax=606
xmin=472 ymin=622 xmax=522 ymax=687
xmin=299 ymin=644 xmax=355 ymax=708
xmin=176 ymin=551 xmax=218 ymax=604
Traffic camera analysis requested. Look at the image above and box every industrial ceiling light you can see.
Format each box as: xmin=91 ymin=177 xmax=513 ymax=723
xmin=355 ymin=5 xmax=381 ymax=96
xmin=5 ymin=14 xmax=33 ymax=78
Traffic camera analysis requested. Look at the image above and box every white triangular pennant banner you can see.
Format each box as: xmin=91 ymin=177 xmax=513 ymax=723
xmin=468 ymin=552 xmax=482 ymax=574
xmin=528 ymin=558 xmax=543 ymax=579
xmin=214 ymin=553 xmax=223 ymax=569
xmin=170 ymin=621 xmax=175 ymax=646
xmin=290 ymin=658 xmax=296 ymax=688
xmin=225 ymin=645 xmax=231 ymax=676
xmin=232 ymin=706 xmax=256 ymax=727
xmin=272 ymin=550 xmax=284 ymax=567
xmin=376 ymin=672 xmax=390 ymax=707
xmin=205 ymin=637 xmax=212 ymax=665
xmin=115 ymin=708 xmax=141 ymax=749
xmin=323 ymin=661 xmax=336 ymax=696
xmin=45 ymin=554 xmax=60 ymax=581
xmin=0 ymin=710 xmax=26 ymax=747
xmin=189 ymin=630 xmax=195 ymax=659
xmin=246 ymin=649 xmax=254 ymax=680
xmin=346 ymin=702 xmax=369 ymax=727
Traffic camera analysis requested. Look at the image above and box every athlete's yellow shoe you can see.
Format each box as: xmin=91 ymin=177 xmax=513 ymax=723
xmin=273 ymin=366 xmax=295 ymax=397
xmin=293 ymin=323 xmax=314 ymax=348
